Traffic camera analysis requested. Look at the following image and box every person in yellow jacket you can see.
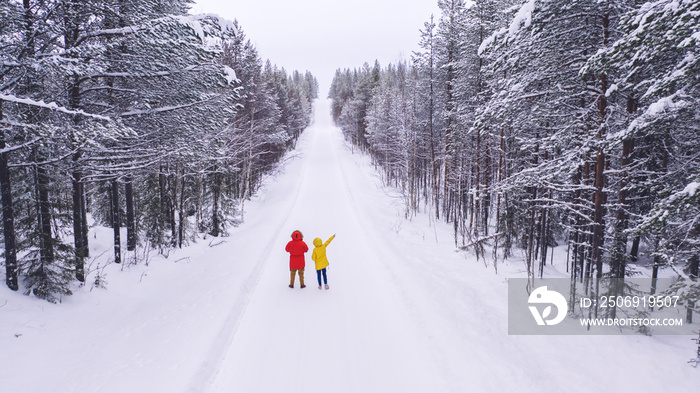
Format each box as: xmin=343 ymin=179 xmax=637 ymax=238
xmin=312 ymin=234 xmax=335 ymax=290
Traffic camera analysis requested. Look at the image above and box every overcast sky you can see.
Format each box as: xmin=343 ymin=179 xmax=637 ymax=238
xmin=191 ymin=0 xmax=441 ymax=95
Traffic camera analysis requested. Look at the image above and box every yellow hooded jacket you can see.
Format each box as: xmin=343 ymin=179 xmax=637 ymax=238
xmin=311 ymin=235 xmax=335 ymax=270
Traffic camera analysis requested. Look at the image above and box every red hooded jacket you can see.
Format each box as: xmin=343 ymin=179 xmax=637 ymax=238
xmin=285 ymin=230 xmax=308 ymax=269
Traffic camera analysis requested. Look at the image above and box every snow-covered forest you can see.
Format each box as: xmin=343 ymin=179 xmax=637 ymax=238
xmin=0 ymin=0 xmax=318 ymax=302
xmin=330 ymin=0 xmax=699 ymax=320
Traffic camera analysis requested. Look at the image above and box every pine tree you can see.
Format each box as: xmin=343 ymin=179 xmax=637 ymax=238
xmin=412 ymin=15 xmax=442 ymax=219
xmin=586 ymin=0 xmax=699 ymax=319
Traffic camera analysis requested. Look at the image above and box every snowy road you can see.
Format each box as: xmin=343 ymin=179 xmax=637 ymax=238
xmin=203 ymin=100 xmax=447 ymax=392
xmin=2 ymin=99 xmax=697 ymax=393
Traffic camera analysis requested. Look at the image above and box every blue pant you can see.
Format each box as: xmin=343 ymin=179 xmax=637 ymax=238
xmin=316 ymin=268 xmax=327 ymax=286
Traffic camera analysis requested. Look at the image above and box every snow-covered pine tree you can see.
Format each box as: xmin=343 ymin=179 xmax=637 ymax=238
xmin=339 ymin=62 xmax=380 ymax=151
xmin=0 ymin=0 xmax=24 ymax=291
xmin=287 ymin=69 xmax=314 ymax=142
xmin=329 ymin=68 xmax=356 ymax=124
xmin=436 ymin=0 xmax=469 ymax=227
xmin=303 ymin=71 xmax=320 ymax=103
xmin=451 ymin=0 xmax=517 ymax=247
xmin=585 ymin=0 xmax=699 ymax=320
xmin=1 ymin=0 xmax=101 ymax=301
xmin=477 ymin=0 xmax=633 ymax=291
xmin=366 ymin=63 xmax=407 ymax=186
xmin=412 ymin=15 xmax=443 ymax=220
xmin=114 ymin=14 xmax=239 ymax=246
xmin=216 ymin=25 xmax=315 ymax=237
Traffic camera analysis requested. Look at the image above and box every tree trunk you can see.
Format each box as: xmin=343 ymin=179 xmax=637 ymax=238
xmin=473 ymin=128 xmax=481 ymax=236
xmin=650 ymin=249 xmax=660 ymax=296
xmin=589 ymin=12 xmax=612 ymax=316
xmin=492 ymin=128 xmax=505 ymax=273
xmin=111 ymin=179 xmax=121 ymax=264
xmin=80 ymin=181 xmax=89 ymax=258
xmin=177 ymin=168 xmax=186 ymax=248
xmin=125 ymin=175 xmax=136 ymax=251
xmin=539 ymin=193 xmax=551 ymax=278
xmin=629 ymin=236 xmax=641 ymax=262
xmin=528 ymin=139 xmax=540 ymax=281
xmin=0 ymin=104 xmax=19 ymax=291
xmin=211 ymin=172 xmax=221 ymax=237
xmin=25 ymin=0 xmax=56 ymax=282
xmin=65 ymin=0 xmax=88 ymax=263
xmin=158 ymin=165 xmax=168 ymax=244
xmin=611 ymin=136 xmax=634 ymax=281
xmin=527 ymin=198 xmax=537 ymax=283
xmin=72 ymin=167 xmax=85 ymax=281
xmin=196 ymin=174 xmax=203 ymax=230
xmin=159 ymin=166 xmax=166 ymax=218
xmin=687 ymin=223 xmax=700 ymax=323
xmin=482 ymin=143 xmax=491 ymax=237
xmin=592 ymin=72 xmax=608 ymax=291
xmin=687 ymin=254 xmax=698 ymax=323
xmin=611 ymin=94 xmax=637 ymax=280
xmin=36 ymin=165 xmax=54 ymax=265
xmin=582 ymin=158 xmax=593 ymax=295
xmin=569 ymin=170 xmax=583 ymax=305
xmin=169 ymin=173 xmax=177 ymax=247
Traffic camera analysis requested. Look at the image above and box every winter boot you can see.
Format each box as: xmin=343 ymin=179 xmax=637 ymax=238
xmin=299 ymin=269 xmax=306 ymax=288
xmin=289 ymin=270 xmax=296 ymax=288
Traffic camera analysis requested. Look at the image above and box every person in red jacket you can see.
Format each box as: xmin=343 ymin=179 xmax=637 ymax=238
xmin=285 ymin=230 xmax=308 ymax=288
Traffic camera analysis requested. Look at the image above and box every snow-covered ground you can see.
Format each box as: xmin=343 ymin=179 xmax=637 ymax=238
xmin=1 ymin=99 xmax=697 ymax=393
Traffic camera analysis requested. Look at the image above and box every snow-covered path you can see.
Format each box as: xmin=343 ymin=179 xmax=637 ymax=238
xmin=2 ymin=99 xmax=697 ymax=393
xmin=204 ymin=100 xmax=447 ymax=392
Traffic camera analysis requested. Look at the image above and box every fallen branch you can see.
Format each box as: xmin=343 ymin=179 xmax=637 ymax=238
xmin=460 ymin=232 xmax=504 ymax=266
xmin=208 ymin=239 xmax=226 ymax=248
xmin=460 ymin=232 xmax=503 ymax=250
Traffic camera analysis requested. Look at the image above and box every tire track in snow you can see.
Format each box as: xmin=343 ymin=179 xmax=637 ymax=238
xmin=302 ymin=118 xmax=451 ymax=390
xmin=330 ymin=128 xmax=529 ymax=390
xmin=332 ymin=139 xmax=451 ymax=384
xmin=186 ymin=138 xmax=312 ymax=393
